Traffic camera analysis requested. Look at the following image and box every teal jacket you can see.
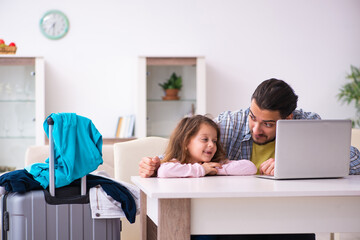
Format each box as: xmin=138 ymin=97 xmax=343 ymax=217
xmin=25 ymin=113 xmax=103 ymax=189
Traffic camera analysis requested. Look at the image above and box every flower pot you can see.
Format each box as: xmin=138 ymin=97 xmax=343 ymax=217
xmin=162 ymin=89 xmax=180 ymax=100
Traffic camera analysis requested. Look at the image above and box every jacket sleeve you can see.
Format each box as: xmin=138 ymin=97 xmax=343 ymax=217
xmin=157 ymin=162 xmax=205 ymax=178
xmin=217 ymin=160 xmax=257 ymax=176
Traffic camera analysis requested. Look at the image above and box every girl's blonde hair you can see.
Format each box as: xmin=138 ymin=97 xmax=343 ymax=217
xmin=161 ymin=115 xmax=227 ymax=164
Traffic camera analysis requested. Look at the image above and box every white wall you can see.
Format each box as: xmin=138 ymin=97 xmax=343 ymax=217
xmin=1 ymin=0 xmax=360 ymax=137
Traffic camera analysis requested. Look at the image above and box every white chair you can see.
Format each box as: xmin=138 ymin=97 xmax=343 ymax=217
xmin=351 ymin=128 xmax=360 ymax=149
xmin=113 ymin=136 xmax=168 ymax=240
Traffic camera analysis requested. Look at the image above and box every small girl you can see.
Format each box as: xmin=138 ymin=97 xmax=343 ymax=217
xmin=157 ymin=115 xmax=257 ymax=178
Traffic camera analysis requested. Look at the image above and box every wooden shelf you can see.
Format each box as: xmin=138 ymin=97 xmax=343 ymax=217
xmin=146 ymin=57 xmax=197 ymax=66
xmin=0 ymin=57 xmax=35 ymax=65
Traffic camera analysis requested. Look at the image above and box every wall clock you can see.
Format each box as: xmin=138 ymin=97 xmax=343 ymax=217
xmin=39 ymin=10 xmax=69 ymax=40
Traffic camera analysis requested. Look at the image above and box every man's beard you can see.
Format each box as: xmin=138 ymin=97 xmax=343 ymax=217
xmin=251 ymin=133 xmax=276 ymax=145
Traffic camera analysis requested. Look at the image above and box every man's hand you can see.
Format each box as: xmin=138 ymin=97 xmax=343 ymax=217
xmin=259 ymin=158 xmax=275 ymax=175
xmin=139 ymin=156 xmax=161 ymax=178
xmin=202 ymin=162 xmax=222 ymax=176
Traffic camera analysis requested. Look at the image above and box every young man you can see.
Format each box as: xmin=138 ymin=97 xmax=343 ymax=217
xmin=138 ymin=78 xmax=360 ymax=240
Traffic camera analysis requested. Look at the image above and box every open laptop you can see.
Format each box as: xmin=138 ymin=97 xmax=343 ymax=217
xmin=257 ymin=119 xmax=351 ymax=180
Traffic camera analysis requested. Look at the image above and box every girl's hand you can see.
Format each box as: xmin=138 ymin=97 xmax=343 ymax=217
xmin=202 ymin=162 xmax=222 ymax=175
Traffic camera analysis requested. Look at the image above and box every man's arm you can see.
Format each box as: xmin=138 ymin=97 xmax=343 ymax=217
xmin=292 ymin=109 xmax=321 ymax=120
xmin=139 ymin=156 xmax=161 ymax=178
xmin=349 ymin=146 xmax=360 ymax=175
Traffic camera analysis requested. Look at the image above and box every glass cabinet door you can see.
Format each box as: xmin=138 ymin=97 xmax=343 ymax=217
xmin=146 ymin=65 xmax=197 ymax=137
xmin=137 ymin=57 xmax=206 ymax=138
xmin=0 ymin=57 xmax=44 ymax=170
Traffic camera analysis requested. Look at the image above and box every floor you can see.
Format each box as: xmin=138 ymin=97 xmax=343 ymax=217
xmin=0 ymin=232 xmax=359 ymax=240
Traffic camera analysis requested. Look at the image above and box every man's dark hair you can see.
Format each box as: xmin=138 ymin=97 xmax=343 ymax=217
xmin=251 ymin=78 xmax=298 ymax=119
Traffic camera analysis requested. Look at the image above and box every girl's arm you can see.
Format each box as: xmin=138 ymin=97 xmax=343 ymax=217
xmin=157 ymin=162 xmax=206 ymax=178
xmin=217 ymin=160 xmax=257 ymax=176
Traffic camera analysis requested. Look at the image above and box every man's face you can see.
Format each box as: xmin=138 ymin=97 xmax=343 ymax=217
xmin=249 ymin=99 xmax=289 ymax=145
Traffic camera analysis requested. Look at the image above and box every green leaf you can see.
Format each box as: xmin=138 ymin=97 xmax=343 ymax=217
xmin=158 ymin=72 xmax=183 ymax=90
xmin=338 ymin=65 xmax=360 ymax=127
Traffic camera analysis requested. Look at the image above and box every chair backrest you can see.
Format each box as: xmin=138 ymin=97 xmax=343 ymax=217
xmin=113 ymin=137 xmax=168 ymax=240
xmin=351 ymin=128 xmax=360 ymax=149
xmin=113 ymin=136 xmax=168 ymax=183
xmin=25 ymin=145 xmax=49 ymax=166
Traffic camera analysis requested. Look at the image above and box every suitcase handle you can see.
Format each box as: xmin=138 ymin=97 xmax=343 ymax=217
xmin=47 ymin=116 xmax=87 ymax=197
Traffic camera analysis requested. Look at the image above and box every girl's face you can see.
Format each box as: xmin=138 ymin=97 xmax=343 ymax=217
xmin=186 ymin=123 xmax=218 ymax=164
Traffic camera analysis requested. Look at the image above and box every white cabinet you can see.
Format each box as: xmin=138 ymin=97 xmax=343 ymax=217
xmin=0 ymin=57 xmax=45 ymax=170
xmin=137 ymin=57 xmax=206 ymax=138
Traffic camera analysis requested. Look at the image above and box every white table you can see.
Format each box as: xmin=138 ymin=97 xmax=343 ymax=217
xmin=131 ymin=175 xmax=360 ymax=240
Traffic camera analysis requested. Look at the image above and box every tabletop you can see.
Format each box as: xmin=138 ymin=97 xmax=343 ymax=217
xmin=131 ymin=175 xmax=360 ymax=199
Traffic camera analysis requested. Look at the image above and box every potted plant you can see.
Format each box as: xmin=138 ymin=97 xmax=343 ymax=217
xmin=338 ymin=65 xmax=360 ymax=127
xmin=159 ymin=72 xmax=183 ymax=100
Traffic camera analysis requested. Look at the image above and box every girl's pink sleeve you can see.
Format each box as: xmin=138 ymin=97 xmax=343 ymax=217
xmin=217 ymin=160 xmax=257 ymax=176
xmin=157 ymin=162 xmax=206 ymax=178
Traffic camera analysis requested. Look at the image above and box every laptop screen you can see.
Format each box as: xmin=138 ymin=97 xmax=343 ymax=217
xmin=272 ymin=120 xmax=351 ymax=179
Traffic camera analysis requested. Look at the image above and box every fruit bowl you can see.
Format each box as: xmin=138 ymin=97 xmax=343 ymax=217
xmin=0 ymin=46 xmax=17 ymax=54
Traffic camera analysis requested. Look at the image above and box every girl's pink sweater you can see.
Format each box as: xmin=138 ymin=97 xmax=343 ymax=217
xmin=157 ymin=160 xmax=257 ymax=178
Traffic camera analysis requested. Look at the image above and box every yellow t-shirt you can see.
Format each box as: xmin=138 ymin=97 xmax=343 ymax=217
xmin=251 ymin=141 xmax=275 ymax=174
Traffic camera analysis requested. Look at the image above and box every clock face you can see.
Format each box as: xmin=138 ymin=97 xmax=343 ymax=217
xmin=40 ymin=10 xmax=69 ymax=40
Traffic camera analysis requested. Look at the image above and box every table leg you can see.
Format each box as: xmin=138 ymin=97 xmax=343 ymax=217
xmin=140 ymin=191 xmax=147 ymax=240
xmin=158 ymin=198 xmax=191 ymax=240
xmin=330 ymin=233 xmax=341 ymax=240
xmin=140 ymin=190 xmax=158 ymax=240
